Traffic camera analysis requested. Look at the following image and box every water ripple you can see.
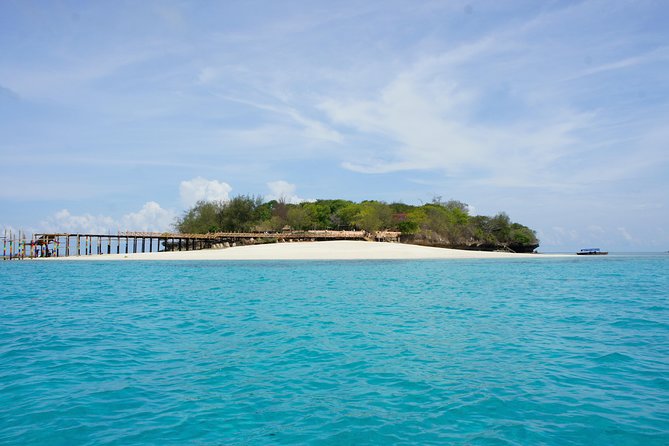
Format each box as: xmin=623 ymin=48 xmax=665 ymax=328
xmin=1 ymin=256 xmax=668 ymax=444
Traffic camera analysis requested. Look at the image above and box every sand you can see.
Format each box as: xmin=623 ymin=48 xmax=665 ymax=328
xmin=43 ymin=240 xmax=567 ymax=261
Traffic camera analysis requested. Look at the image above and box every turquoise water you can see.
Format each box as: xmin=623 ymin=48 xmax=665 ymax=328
xmin=1 ymin=256 xmax=668 ymax=445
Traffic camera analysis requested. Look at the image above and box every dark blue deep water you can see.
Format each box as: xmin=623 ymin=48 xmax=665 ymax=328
xmin=1 ymin=256 xmax=668 ymax=445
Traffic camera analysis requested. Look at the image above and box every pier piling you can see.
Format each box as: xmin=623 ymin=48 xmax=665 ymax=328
xmin=3 ymin=230 xmax=400 ymax=260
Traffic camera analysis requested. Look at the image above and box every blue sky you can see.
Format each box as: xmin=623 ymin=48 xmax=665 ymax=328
xmin=1 ymin=0 xmax=667 ymax=251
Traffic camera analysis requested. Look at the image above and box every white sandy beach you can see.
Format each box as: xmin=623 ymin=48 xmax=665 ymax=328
xmin=43 ymin=240 xmax=566 ymax=261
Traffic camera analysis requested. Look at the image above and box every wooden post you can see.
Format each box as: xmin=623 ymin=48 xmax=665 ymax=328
xmin=125 ymin=237 xmax=129 ymax=254
xmin=142 ymin=237 xmax=146 ymax=253
xmin=117 ymin=236 xmax=120 ymax=254
xmin=77 ymin=235 xmax=80 ymax=256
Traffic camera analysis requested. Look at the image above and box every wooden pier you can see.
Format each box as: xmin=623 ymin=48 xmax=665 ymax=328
xmin=2 ymin=230 xmax=401 ymax=259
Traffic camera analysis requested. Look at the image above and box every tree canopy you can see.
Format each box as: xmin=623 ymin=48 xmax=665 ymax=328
xmin=175 ymin=196 xmax=540 ymax=252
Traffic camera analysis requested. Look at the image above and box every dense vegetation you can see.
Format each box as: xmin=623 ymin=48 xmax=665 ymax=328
xmin=175 ymin=196 xmax=540 ymax=252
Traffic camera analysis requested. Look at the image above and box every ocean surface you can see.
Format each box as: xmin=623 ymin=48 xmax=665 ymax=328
xmin=1 ymin=255 xmax=667 ymax=445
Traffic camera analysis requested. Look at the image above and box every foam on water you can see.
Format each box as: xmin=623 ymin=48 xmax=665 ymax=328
xmin=1 ymin=256 xmax=668 ymax=444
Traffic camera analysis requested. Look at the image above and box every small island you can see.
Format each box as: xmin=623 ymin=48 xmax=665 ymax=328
xmin=176 ymin=196 xmax=539 ymax=253
xmin=5 ymin=197 xmax=542 ymax=260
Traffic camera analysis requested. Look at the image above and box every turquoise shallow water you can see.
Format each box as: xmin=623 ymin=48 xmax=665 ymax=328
xmin=1 ymin=255 xmax=668 ymax=445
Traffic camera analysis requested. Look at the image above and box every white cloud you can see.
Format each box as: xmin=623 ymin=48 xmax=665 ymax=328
xmin=566 ymin=45 xmax=669 ymax=81
xmin=320 ymin=56 xmax=590 ymax=184
xmin=179 ymin=177 xmax=232 ymax=207
xmin=41 ymin=202 xmax=174 ymax=234
xmin=215 ymin=94 xmax=343 ymax=144
xmin=265 ymin=180 xmax=311 ymax=204
xmin=120 ymin=201 xmax=175 ymax=232
xmin=42 ymin=209 xmax=118 ymax=234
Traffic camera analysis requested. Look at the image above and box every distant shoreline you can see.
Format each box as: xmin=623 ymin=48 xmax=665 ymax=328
xmin=38 ymin=240 xmax=572 ymax=261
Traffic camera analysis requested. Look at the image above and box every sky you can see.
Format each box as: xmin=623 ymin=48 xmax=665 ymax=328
xmin=1 ymin=0 xmax=668 ymax=251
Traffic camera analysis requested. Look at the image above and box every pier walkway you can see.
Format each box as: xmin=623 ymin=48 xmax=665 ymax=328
xmin=2 ymin=230 xmax=401 ymax=259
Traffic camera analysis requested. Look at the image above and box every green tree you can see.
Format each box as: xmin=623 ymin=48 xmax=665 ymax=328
xmin=397 ymin=220 xmax=420 ymax=234
xmin=302 ymin=201 xmax=331 ymax=229
xmin=509 ymin=223 xmax=538 ymax=246
xmin=490 ymin=212 xmax=512 ymax=244
xmin=219 ymin=195 xmax=263 ymax=232
xmin=255 ymin=200 xmax=274 ymax=224
xmin=353 ymin=201 xmax=392 ymax=232
xmin=286 ymin=207 xmax=311 ymax=230
xmin=334 ymin=203 xmax=361 ymax=229
xmin=175 ymin=200 xmax=223 ymax=233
